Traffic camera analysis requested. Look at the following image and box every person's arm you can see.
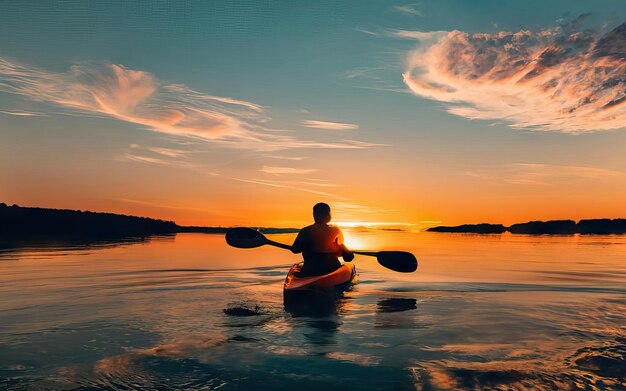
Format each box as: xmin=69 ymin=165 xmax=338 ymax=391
xmin=291 ymin=230 xmax=303 ymax=254
xmin=336 ymin=228 xmax=354 ymax=261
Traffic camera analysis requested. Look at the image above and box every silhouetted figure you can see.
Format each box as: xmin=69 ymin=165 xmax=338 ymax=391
xmin=291 ymin=203 xmax=354 ymax=277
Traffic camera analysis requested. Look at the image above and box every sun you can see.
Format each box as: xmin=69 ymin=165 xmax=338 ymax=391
xmin=340 ymin=229 xmax=369 ymax=250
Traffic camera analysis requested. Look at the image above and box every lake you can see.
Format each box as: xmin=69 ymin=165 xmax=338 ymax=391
xmin=1 ymin=231 xmax=625 ymax=390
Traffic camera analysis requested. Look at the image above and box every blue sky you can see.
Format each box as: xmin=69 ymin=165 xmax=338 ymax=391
xmin=1 ymin=1 xmax=625 ymax=226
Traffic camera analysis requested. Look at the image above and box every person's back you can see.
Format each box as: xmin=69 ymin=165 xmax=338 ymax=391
xmin=291 ymin=203 xmax=353 ymax=276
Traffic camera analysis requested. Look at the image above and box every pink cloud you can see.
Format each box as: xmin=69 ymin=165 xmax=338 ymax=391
xmin=401 ymin=22 xmax=626 ymax=132
xmin=0 ymin=59 xmax=253 ymax=139
xmin=0 ymin=58 xmax=380 ymax=151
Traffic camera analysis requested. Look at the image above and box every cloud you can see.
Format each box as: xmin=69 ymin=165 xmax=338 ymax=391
xmin=355 ymin=28 xmax=381 ymax=37
xmin=334 ymin=221 xmax=412 ymax=228
xmin=343 ymin=66 xmax=412 ymax=94
xmin=121 ymin=153 xmax=198 ymax=169
xmin=401 ymin=21 xmax=626 ymax=132
xmin=0 ymin=110 xmax=45 ymax=117
xmin=332 ymin=202 xmax=398 ymax=214
xmin=122 ymin=144 xmax=198 ymax=168
xmin=0 ymin=58 xmax=256 ymax=138
xmin=394 ymin=30 xmax=447 ymax=41
xmin=260 ymin=166 xmax=318 ymax=175
xmin=302 ymin=119 xmax=359 ymax=130
xmin=344 ymin=67 xmax=380 ymax=80
xmin=123 ymin=153 xmax=171 ymax=165
xmin=129 ymin=144 xmax=188 ymax=158
xmin=393 ymin=4 xmax=423 ymax=17
xmin=212 ymin=135 xmax=383 ymax=152
xmin=466 ymin=163 xmax=623 ymax=185
xmin=0 ymin=57 xmax=380 ymax=150
xmin=116 ymin=198 xmax=210 ymax=212
xmin=230 ymin=177 xmax=344 ymax=199
xmin=298 ymin=179 xmax=338 ymax=188
xmin=263 ymin=155 xmax=306 ymax=161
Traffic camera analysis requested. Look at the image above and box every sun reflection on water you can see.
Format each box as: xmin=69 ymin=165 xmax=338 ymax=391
xmin=341 ymin=229 xmax=369 ymax=250
xmin=335 ymin=222 xmax=414 ymax=251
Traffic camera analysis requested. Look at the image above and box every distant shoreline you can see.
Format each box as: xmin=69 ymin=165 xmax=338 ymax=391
xmin=428 ymin=219 xmax=626 ymax=235
xmin=4 ymin=203 xmax=625 ymax=238
xmin=0 ymin=203 xmax=298 ymax=239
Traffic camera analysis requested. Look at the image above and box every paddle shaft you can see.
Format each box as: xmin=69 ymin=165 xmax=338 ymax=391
xmin=265 ymin=240 xmax=378 ymax=258
xmin=265 ymin=239 xmax=293 ymax=251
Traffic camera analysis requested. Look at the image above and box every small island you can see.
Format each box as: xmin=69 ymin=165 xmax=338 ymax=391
xmin=0 ymin=203 xmax=298 ymax=239
xmin=428 ymin=219 xmax=626 ymax=235
xmin=427 ymin=223 xmax=507 ymax=234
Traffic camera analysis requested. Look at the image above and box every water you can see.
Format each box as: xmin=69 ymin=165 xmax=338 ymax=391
xmin=1 ymin=231 xmax=625 ymax=390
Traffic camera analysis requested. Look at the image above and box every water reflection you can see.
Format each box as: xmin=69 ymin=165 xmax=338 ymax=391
xmin=1 ymin=231 xmax=625 ymax=390
xmin=374 ymin=297 xmax=422 ymax=330
xmin=408 ymin=333 xmax=626 ymax=390
xmin=0 ymin=234 xmax=173 ymax=258
xmin=282 ymin=288 xmax=356 ymax=347
xmin=283 ymin=290 xmax=352 ymax=317
xmin=377 ymin=297 xmax=417 ymax=313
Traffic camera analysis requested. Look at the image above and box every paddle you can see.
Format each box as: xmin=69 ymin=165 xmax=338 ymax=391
xmin=225 ymin=227 xmax=418 ymax=273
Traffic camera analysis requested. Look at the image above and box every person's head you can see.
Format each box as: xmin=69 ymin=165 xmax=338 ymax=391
xmin=313 ymin=202 xmax=331 ymax=224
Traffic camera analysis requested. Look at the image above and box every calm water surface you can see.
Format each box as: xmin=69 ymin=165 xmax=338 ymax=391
xmin=1 ymin=231 xmax=625 ymax=390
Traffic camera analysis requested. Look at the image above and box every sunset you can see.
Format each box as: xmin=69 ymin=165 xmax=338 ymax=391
xmin=2 ymin=2 xmax=625 ymax=228
xmin=1 ymin=1 xmax=625 ymax=390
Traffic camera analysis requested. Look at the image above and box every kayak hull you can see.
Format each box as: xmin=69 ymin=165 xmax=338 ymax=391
xmin=283 ymin=262 xmax=357 ymax=292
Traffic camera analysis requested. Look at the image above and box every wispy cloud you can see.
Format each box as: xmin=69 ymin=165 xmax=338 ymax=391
xmin=226 ymin=176 xmax=399 ymax=219
xmin=393 ymin=30 xmax=447 ymax=41
xmin=343 ymin=65 xmax=413 ymax=95
xmin=0 ymin=58 xmax=261 ymax=139
xmin=400 ymin=19 xmax=626 ymax=132
xmin=123 ymin=153 xmax=171 ymax=165
xmin=393 ymin=4 xmax=423 ymax=17
xmin=298 ymin=179 xmax=338 ymax=188
xmin=334 ymin=221 xmax=413 ymax=228
xmin=115 ymin=198 xmax=210 ymax=212
xmin=0 ymin=57 xmax=380 ymax=151
xmin=263 ymin=155 xmax=307 ymax=161
xmin=354 ymin=28 xmax=381 ymax=37
xmin=260 ymin=166 xmax=318 ymax=175
xmin=466 ymin=163 xmax=623 ymax=185
xmin=333 ymin=202 xmax=398 ymax=214
xmin=122 ymin=144 xmax=197 ymax=168
xmin=230 ymin=177 xmax=345 ymax=199
xmin=302 ymin=120 xmax=359 ymax=130
xmin=129 ymin=144 xmax=188 ymax=158
xmin=214 ymin=136 xmax=383 ymax=152
xmin=163 ymin=84 xmax=264 ymax=113
xmin=0 ymin=110 xmax=45 ymax=117
xmin=344 ymin=67 xmax=381 ymax=80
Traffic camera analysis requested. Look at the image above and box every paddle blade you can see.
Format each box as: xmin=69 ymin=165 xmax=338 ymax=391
xmin=376 ymin=251 xmax=418 ymax=273
xmin=225 ymin=228 xmax=268 ymax=248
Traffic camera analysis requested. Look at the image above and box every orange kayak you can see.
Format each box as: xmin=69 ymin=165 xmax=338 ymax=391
xmin=283 ymin=262 xmax=357 ymax=292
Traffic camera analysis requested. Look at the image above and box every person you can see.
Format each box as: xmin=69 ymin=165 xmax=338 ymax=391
xmin=291 ymin=202 xmax=354 ymax=277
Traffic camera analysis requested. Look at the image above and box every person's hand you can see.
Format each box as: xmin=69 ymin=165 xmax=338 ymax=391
xmin=343 ymin=251 xmax=354 ymax=262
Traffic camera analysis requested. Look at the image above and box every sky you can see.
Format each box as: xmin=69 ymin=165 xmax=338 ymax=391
xmin=1 ymin=0 xmax=625 ymax=227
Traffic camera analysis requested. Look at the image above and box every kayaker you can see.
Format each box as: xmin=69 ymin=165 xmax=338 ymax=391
xmin=291 ymin=202 xmax=354 ymax=277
